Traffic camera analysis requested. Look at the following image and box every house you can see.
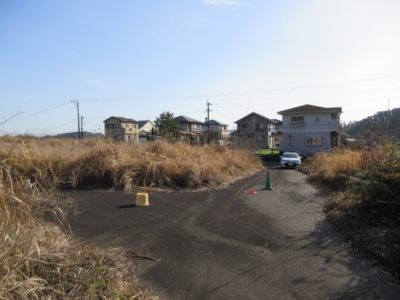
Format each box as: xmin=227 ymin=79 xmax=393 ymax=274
xmin=271 ymin=119 xmax=283 ymax=147
xmin=103 ymin=116 xmax=139 ymax=142
xmin=234 ymin=112 xmax=278 ymax=148
xmin=138 ymin=120 xmax=156 ymax=141
xmin=174 ymin=115 xmax=203 ymax=141
xmin=202 ymin=119 xmax=230 ymax=139
xmin=277 ymin=104 xmax=343 ymax=155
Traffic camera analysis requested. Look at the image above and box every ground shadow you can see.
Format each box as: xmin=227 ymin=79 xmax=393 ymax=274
xmin=117 ymin=204 xmax=137 ymax=209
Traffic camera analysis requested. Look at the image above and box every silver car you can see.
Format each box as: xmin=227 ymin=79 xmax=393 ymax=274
xmin=280 ymin=152 xmax=302 ymax=168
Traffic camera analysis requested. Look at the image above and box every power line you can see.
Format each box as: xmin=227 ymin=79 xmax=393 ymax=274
xmin=53 ymin=120 xmax=76 ymax=130
xmin=4 ymin=101 xmax=70 ymax=124
xmin=76 ymin=74 xmax=400 ymax=102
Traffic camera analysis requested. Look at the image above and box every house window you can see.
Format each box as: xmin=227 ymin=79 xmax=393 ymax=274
xmin=291 ymin=116 xmax=304 ymax=122
xmin=306 ymin=136 xmax=322 ymax=145
xmin=315 ymin=115 xmax=320 ymax=121
xmin=242 ymin=124 xmax=248 ymax=129
xmin=256 ymin=123 xmax=264 ymax=130
xmin=288 ymin=138 xmax=292 ymax=145
xmin=107 ymin=124 xmax=120 ymax=129
xmin=331 ymin=113 xmax=339 ymax=120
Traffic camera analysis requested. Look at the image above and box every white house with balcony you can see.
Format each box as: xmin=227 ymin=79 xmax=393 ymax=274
xmin=277 ymin=104 xmax=344 ymax=155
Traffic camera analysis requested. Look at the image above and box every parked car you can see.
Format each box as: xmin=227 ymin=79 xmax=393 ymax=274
xmin=280 ymin=152 xmax=302 ymax=168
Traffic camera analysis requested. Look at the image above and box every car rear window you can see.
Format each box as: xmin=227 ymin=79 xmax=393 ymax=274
xmin=283 ymin=154 xmax=298 ymax=158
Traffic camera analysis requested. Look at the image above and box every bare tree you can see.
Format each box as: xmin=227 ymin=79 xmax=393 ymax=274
xmin=0 ymin=110 xmax=22 ymax=126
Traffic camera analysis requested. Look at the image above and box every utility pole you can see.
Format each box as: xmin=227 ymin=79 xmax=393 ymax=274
xmin=71 ymin=99 xmax=80 ymax=140
xmin=81 ymin=115 xmax=84 ymax=139
xmin=207 ymin=100 xmax=212 ymax=133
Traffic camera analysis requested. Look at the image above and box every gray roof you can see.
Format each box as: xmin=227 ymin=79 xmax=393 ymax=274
xmin=203 ymin=119 xmax=228 ymax=126
xmin=174 ymin=115 xmax=203 ymax=124
xmin=234 ymin=112 xmax=273 ymax=124
xmin=277 ymin=104 xmax=342 ymax=115
xmin=271 ymin=119 xmax=282 ymax=125
xmin=103 ymin=116 xmax=138 ymax=123
xmin=138 ymin=120 xmax=154 ymax=128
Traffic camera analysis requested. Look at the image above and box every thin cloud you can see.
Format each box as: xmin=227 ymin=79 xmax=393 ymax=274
xmin=204 ymin=0 xmax=241 ymax=7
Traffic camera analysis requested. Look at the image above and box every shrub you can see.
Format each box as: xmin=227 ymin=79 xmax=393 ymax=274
xmin=302 ymin=146 xmax=400 ymax=282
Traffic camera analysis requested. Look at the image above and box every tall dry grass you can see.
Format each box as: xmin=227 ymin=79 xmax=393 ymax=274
xmin=302 ymin=147 xmax=400 ymax=187
xmin=0 ymin=158 xmax=158 ymax=299
xmin=0 ymin=137 xmax=263 ymax=190
xmin=302 ymin=146 xmax=400 ymax=283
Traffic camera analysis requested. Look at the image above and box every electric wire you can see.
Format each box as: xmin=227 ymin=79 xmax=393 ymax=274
xmin=76 ymin=74 xmax=400 ymax=102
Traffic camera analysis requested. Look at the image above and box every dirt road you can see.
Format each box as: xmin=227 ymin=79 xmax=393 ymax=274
xmin=66 ymin=163 xmax=399 ymax=299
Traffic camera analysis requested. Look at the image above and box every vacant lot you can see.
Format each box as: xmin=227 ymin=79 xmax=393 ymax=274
xmin=0 ymin=137 xmax=263 ymax=298
xmin=66 ymin=163 xmax=399 ymax=299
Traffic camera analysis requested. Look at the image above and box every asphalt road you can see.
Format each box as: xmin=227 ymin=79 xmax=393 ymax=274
xmin=65 ymin=163 xmax=399 ymax=300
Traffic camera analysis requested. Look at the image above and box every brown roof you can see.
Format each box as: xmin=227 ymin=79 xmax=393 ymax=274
xmin=103 ymin=116 xmax=138 ymax=123
xmin=234 ymin=112 xmax=273 ymax=124
xmin=277 ymin=105 xmax=342 ymax=115
xmin=175 ymin=115 xmax=203 ymax=124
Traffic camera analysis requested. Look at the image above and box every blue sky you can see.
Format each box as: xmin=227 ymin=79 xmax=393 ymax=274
xmin=1 ymin=0 xmax=400 ymax=135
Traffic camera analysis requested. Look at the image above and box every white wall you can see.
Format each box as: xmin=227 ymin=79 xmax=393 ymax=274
xmin=280 ymin=112 xmax=340 ymax=154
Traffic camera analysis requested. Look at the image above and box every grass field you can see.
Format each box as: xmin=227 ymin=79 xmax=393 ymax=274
xmin=0 ymin=136 xmax=263 ymax=298
xmin=255 ymin=149 xmax=280 ymax=155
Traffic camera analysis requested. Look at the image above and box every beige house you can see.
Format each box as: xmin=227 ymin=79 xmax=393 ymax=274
xmin=104 ymin=116 xmax=139 ymax=142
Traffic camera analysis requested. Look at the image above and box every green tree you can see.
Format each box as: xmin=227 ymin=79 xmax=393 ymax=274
xmin=201 ymin=130 xmax=223 ymax=144
xmin=154 ymin=111 xmax=181 ymax=142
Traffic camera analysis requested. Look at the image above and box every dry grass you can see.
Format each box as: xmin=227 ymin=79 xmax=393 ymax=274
xmin=0 ymin=137 xmax=263 ymax=190
xmin=0 ymin=158 xmax=158 ymax=299
xmin=0 ymin=136 xmax=263 ymax=298
xmin=302 ymin=145 xmax=400 ymax=284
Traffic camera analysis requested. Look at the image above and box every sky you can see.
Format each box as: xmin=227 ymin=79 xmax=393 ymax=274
xmin=1 ymin=0 xmax=400 ymax=136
